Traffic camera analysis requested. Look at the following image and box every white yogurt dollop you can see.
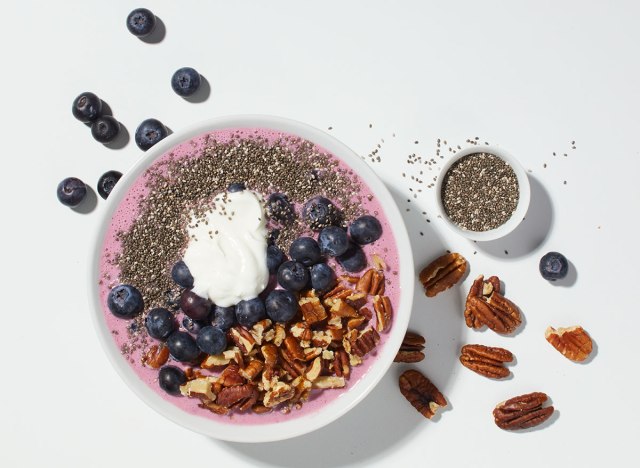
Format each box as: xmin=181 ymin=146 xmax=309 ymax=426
xmin=183 ymin=190 xmax=268 ymax=307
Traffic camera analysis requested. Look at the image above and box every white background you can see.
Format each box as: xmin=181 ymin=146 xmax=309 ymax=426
xmin=2 ymin=1 xmax=638 ymax=466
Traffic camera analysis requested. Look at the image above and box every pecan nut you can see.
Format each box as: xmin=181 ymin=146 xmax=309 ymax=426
xmin=216 ymin=383 xmax=259 ymax=411
xmin=394 ymin=331 xmax=426 ymax=363
xmin=142 ymin=344 xmax=169 ymax=369
xmin=299 ymin=296 xmax=327 ymax=324
xmin=352 ymin=328 xmax=380 ymax=357
xmin=399 ymin=369 xmax=447 ymax=419
xmin=373 ymin=295 xmax=392 ymax=332
xmin=493 ymin=392 xmax=554 ymax=430
xmin=545 ymin=325 xmax=593 ymax=362
xmin=419 ymin=252 xmax=467 ymax=297
xmin=356 ymin=269 xmax=385 ymax=296
xmin=464 ymin=275 xmax=521 ymax=334
xmin=459 ymin=344 xmax=513 ymax=378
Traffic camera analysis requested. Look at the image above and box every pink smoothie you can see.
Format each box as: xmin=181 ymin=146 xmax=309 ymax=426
xmin=98 ymin=128 xmax=400 ymax=424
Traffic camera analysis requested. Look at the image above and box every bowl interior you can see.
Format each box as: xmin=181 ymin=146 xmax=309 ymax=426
xmin=89 ymin=115 xmax=414 ymax=442
xmin=435 ymin=145 xmax=531 ymax=242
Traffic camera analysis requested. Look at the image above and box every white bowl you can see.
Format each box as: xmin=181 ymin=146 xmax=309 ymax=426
xmin=435 ymin=145 xmax=530 ymax=241
xmin=88 ymin=115 xmax=414 ymax=443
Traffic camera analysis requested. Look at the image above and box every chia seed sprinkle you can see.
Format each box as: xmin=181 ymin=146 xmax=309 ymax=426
xmin=441 ymin=152 xmax=519 ymax=231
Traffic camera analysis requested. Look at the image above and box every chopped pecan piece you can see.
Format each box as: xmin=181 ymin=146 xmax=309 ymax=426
xmin=229 ymin=326 xmax=257 ymax=354
xmin=251 ymin=404 xmax=272 ymax=414
xmin=372 ymin=253 xmax=386 ymax=271
xmin=327 ymin=298 xmax=359 ymax=317
xmin=264 ymin=381 xmax=295 ymax=407
xmin=217 ymin=383 xmax=259 ymax=411
xmin=356 ymin=269 xmax=385 ymax=296
xmin=332 ymin=349 xmax=350 ymax=378
xmin=306 ymin=357 xmax=323 ymax=381
xmin=180 ymin=377 xmax=216 ymax=401
xmin=398 ymin=369 xmax=447 ymax=419
xmin=373 ymin=295 xmax=392 ymax=332
xmin=142 ymin=344 xmax=169 ymax=369
xmin=299 ymin=296 xmax=327 ymax=324
xmin=218 ymin=364 xmax=245 ymax=387
xmin=199 ymin=400 xmax=230 ymax=415
xmin=273 ymin=323 xmax=286 ymax=346
xmin=290 ymin=322 xmax=313 ymax=342
xmin=250 ymin=319 xmax=272 ymax=345
xmin=394 ymin=331 xmax=426 ymax=363
xmin=545 ymin=325 xmax=593 ymax=362
xmin=238 ymin=359 xmax=264 ymax=381
xmin=339 ymin=274 xmax=360 ymax=284
xmin=201 ymin=347 xmax=240 ymax=369
xmin=352 ymin=328 xmax=380 ymax=357
xmin=312 ymin=376 xmax=346 ymax=389
xmin=347 ymin=315 xmax=367 ymax=330
xmin=493 ymin=392 xmax=554 ymax=430
xmin=419 ymin=252 xmax=467 ymax=297
xmin=323 ymin=284 xmax=352 ymax=302
xmin=464 ymin=275 xmax=521 ymax=334
xmin=345 ymin=292 xmax=367 ymax=309
xmin=359 ymin=306 xmax=373 ymax=320
xmin=459 ymin=344 xmax=513 ymax=378
xmin=283 ymin=335 xmax=306 ymax=360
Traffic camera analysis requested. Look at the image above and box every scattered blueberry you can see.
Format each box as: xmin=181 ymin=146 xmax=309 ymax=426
xmin=57 ymin=177 xmax=87 ymax=207
xmin=349 ymin=215 xmax=383 ymax=245
xmin=310 ymin=263 xmax=336 ymax=292
xmin=158 ymin=365 xmax=186 ymax=395
xmin=179 ymin=290 xmax=212 ymax=321
xmin=196 ymin=326 xmax=227 ymax=355
xmin=265 ymin=290 xmax=298 ymax=323
xmin=71 ymin=92 xmax=102 ymax=123
xmin=97 ymin=170 xmax=122 ymax=200
xmin=266 ymin=193 xmax=295 ymax=223
xmin=302 ymin=196 xmax=341 ymax=230
xmin=235 ymin=297 xmax=266 ymax=328
xmin=277 ymin=260 xmax=310 ymax=292
xmin=126 ymin=8 xmax=156 ymax=37
xmin=289 ymin=237 xmax=322 ymax=267
xmin=90 ymin=115 xmax=120 ymax=143
xmin=336 ymin=242 xmax=367 ymax=273
xmin=211 ymin=305 xmax=236 ymax=331
xmin=107 ymin=284 xmax=144 ymax=319
xmin=145 ymin=308 xmax=176 ymax=340
xmin=135 ymin=118 xmax=168 ymax=151
xmin=171 ymin=260 xmax=194 ymax=288
xmin=539 ymin=252 xmax=569 ymax=281
xmin=266 ymin=245 xmax=285 ymax=274
xmin=166 ymin=331 xmax=200 ymax=362
xmin=171 ymin=67 xmax=201 ymax=97
xmin=181 ymin=316 xmax=207 ymax=334
xmin=227 ymin=182 xmax=246 ymax=192
xmin=318 ymin=226 xmax=349 ymax=257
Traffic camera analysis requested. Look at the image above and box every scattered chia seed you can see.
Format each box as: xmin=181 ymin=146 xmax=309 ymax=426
xmin=441 ymin=152 xmax=519 ymax=231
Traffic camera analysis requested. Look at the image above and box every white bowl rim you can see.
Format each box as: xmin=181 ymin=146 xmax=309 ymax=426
xmin=88 ymin=114 xmax=414 ymax=443
xmin=434 ymin=145 xmax=531 ymax=241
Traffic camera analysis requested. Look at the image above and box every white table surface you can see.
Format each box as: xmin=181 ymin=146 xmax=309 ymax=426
xmin=2 ymin=1 xmax=638 ymax=466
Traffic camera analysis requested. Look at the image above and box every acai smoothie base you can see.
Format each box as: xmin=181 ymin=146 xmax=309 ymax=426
xmin=98 ymin=128 xmax=400 ymax=423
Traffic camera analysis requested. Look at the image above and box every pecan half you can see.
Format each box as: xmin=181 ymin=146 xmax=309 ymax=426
xmin=217 ymin=383 xmax=259 ymax=411
xmin=299 ymin=296 xmax=327 ymax=324
xmin=373 ymin=295 xmax=392 ymax=332
xmin=394 ymin=331 xmax=426 ymax=363
xmin=332 ymin=349 xmax=350 ymax=378
xmin=399 ymin=370 xmax=447 ymax=419
xmin=545 ymin=325 xmax=593 ymax=362
xmin=419 ymin=252 xmax=467 ymax=297
xmin=459 ymin=344 xmax=513 ymax=378
xmin=142 ymin=344 xmax=169 ymax=369
xmin=356 ymin=269 xmax=385 ymax=296
xmin=493 ymin=392 xmax=554 ymax=430
xmin=218 ymin=364 xmax=245 ymax=387
xmin=283 ymin=335 xmax=306 ymax=360
xmin=352 ymin=328 xmax=380 ymax=357
xmin=228 ymin=326 xmax=257 ymax=354
xmin=464 ymin=275 xmax=521 ymax=334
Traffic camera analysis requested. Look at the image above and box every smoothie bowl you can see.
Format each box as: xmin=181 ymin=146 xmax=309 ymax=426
xmin=90 ymin=115 xmax=413 ymax=442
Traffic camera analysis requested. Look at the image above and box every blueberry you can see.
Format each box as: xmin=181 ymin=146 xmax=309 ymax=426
xmin=97 ymin=170 xmax=122 ymax=200
xmin=71 ymin=92 xmax=102 ymax=123
xmin=266 ymin=193 xmax=295 ymax=223
xmin=126 ymin=8 xmax=156 ymax=37
xmin=196 ymin=326 xmax=227 ymax=355
xmin=91 ymin=115 xmax=120 ymax=143
xmin=166 ymin=331 xmax=200 ymax=362
xmin=158 ymin=365 xmax=186 ymax=395
xmin=57 ymin=177 xmax=87 ymax=207
xmin=336 ymin=242 xmax=367 ymax=273
xmin=310 ymin=263 xmax=336 ymax=292
xmin=180 ymin=290 xmax=212 ymax=321
xmin=135 ymin=118 xmax=168 ymax=151
xmin=235 ymin=297 xmax=267 ymax=328
xmin=171 ymin=67 xmax=201 ymax=97
xmin=266 ymin=245 xmax=285 ymax=275
xmin=277 ymin=260 xmax=310 ymax=292
xmin=302 ymin=196 xmax=341 ymax=230
xmin=227 ymin=182 xmax=246 ymax=193
xmin=289 ymin=237 xmax=322 ymax=267
xmin=349 ymin=215 xmax=383 ymax=245
xmin=181 ymin=316 xmax=207 ymax=334
xmin=107 ymin=284 xmax=144 ymax=319
xmin=265 ymin=290 xmax=298 ymax=323
xmin=318 ymin=226 xmax=349 ymax=257
xmin=539 ymin=252 xmax=569 ymax=281
xmin=171 ymin=260 xmax=194 ymax=288
xmin=211 ymin=305 xmax=236 ymax=331
xmin=145 ymin=308 xmax=175 ymax=340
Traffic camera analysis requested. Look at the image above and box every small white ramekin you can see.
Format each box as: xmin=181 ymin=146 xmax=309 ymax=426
xmin=435 ymin=145 xmax=530 ymax=241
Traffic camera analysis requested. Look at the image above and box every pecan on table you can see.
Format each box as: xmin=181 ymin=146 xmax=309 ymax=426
xmin=545 ymin=325 xmax=593 ymax=362
xmin=394 ymin=331 xmax=426 ymax=363
xmin=399 ymin=369 xmax=447 ymax=419
xmin=464 ymin=275 xmax=521 ymax=334
xmin=459 ymin=344 xmax=513 ymax=378
xmin=419 ymin=252 xmax=467 ymax=297
xmin=493 ymin=392 xmax=554 ymax=430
